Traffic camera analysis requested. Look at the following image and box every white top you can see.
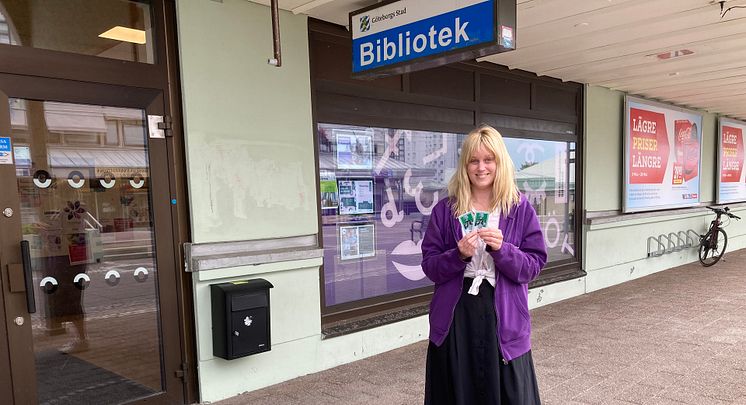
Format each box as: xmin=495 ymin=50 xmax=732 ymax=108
xmin=464 ymin=208 xmax=501 ymax=295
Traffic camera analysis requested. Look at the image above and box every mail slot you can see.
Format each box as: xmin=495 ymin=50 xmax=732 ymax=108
xmin=211 ymin=279 xmax=273 ymax=360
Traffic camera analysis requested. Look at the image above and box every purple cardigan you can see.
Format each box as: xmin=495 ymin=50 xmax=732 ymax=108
xmin=421 ymin=194 xmax=548 ymax=361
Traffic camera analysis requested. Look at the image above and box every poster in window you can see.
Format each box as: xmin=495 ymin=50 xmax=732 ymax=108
xmin=319 ymin=170 xmax=339 ymax=210
xmin=340 ymin=223 xmax=376 ymax=260
xmin=335 ymin=129 xmax=373 ymax=170
xmin=623 ymin=96 xmax=702 ymax=213
xmin=338 ymin=178 xmax=374 ymax=215
xmin=717 ymin=118 xmax=746 ymax=203
xmin=67 ymin=233 xmax=90 ymax=265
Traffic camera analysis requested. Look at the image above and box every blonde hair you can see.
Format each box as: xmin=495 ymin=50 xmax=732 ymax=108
xmin=448 ymin=125 xmax=520 ymax=216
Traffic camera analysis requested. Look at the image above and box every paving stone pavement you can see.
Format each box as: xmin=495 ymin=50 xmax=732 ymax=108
xmin=212 ymin=248 xmax=746 ymax=405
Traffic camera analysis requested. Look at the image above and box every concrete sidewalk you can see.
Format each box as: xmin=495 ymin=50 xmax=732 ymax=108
xmin=214 ymin=249 xmax=746 ymax=405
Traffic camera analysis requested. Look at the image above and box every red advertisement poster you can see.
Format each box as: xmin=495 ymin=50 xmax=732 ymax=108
xmin=67 ymin=233 xmax=89 ymax=265
xmin=629 ymin=108 xmax=669 ymax=184
xmin=626 ymin=97 xmax=702 ymax=212
xmin=721 ymin=125 xmax=744 ymax=183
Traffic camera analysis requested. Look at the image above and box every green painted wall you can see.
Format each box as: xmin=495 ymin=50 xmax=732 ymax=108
xmin=701 ymin=112 xmax=718 ymax=203
xmin=178 ymin=0 xmax=317 ymax=244
xmin=585 ymin=86 xmax=624 ymax=212
xmin=175 ymin=2 xmax=432 ymax=402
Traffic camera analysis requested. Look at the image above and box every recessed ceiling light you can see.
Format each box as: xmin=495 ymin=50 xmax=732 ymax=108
xmin=669 ymin=72 xmax=680 ymax=76
xmin=574 ymin=22 xmax=590 ymax=27
xmin=99 ymin=26 xmax=146 ymax=45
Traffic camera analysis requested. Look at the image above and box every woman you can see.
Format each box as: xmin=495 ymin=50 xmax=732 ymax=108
xmin=422 ymin=125 xmax=547 ymax=404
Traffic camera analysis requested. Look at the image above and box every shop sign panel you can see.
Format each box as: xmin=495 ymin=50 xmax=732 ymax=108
xmin=350 ymin=0 xmax=516 ymax=78
xmin=624 ymin=96 xmax=703 ymax=213
xmin=0 ymin=137 xmax=13 ymax=164
xmin=717 ymin=118 xmax=746 ymax=204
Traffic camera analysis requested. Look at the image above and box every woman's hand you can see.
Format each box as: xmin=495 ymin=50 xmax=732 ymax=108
xmin=478 ymin=227 xmax=504 ymax=251
xmin=457 ymin=230 xmax=480 ymax=259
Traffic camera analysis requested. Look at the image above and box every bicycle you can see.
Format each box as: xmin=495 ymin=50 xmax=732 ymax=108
xmin=698 ymin=206 xmax=741 ymax=266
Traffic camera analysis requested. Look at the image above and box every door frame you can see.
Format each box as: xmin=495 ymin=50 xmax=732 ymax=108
xmin=0 ymin=75 xmax=178 ymax=405
xmin=0 ymin=0 xmax=195 ymax=403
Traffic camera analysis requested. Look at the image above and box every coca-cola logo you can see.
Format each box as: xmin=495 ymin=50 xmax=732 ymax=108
xmin=674 ymin=120 xmax=699 ymax=180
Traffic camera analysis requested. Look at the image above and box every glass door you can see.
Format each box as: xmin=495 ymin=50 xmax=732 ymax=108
xmin=0 ymin=75 xmax=183 ymax=404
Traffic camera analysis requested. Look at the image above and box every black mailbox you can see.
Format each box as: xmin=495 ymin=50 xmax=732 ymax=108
xmin=211 ymin=279 xmax=273 ymax=360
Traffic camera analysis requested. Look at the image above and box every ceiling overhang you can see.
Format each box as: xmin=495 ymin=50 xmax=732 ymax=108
xmin=252 ymin=0 xmax=746 ymax=120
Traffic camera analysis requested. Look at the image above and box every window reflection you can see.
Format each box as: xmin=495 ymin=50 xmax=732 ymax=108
xmin=318 ymin=124 xmax=458 ymax=306
xmin=505 ymin=138 xmax=576 ymax=263
xmin=0 ymin=0 xmax=154 ymax=64
xmin=11 ymin=98 xmax=162 ymax=404
xmin=0 ymin=7 xmax=16 ymax=45
xmin=318 ymin=123 xmax=577 ymax=307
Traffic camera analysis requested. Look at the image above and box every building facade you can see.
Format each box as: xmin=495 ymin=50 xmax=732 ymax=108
xmin=0 ymin=1 xmax=744 ymax=404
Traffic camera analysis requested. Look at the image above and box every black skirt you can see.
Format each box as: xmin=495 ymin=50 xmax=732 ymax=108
xmin=424 ymin=277 xmax=541 ymax=405
xmin=43 ymin=256 xmax=85 ymax=322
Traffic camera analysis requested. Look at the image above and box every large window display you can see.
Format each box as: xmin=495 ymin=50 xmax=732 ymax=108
xmin=318 ymin=123 xmax=576 ymax=307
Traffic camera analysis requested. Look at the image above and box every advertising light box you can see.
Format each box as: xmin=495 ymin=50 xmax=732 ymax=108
xmin=717 ymin=118 xmax=746 ymax=204
xmin=350 ymin=0 xmax=516 ymax=78
xmin=624 ymin=96 xmax=703 ymax=213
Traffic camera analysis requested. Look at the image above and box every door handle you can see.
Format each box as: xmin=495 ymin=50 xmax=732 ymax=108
xmin=20 ymin=240 xmax=36 ymax=313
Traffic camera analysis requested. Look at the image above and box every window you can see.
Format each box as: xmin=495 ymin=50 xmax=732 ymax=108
xmin=0 ymin=0 xmax=154 ymax=63
xmin=504 ymin=137 xmax=576 ymax=263
xmin=319 ymin=123 xmax=459 ymax=306
xmin=318 ymin=123 xmax=576 ymax=307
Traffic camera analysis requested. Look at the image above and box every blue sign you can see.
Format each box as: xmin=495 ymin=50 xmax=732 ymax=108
xmin=0 ymin=137 xmax=12 ymax=164
xmin=352 ymin=1 xmax=495 ymax=73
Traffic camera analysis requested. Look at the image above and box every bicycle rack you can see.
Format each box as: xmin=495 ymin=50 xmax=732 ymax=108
xmin=678 ymin=230 xmax=691 ymax=248
xmin=686 ymin=229 xmax=700 ymax=248
xmin=661 ymin=234 xmax=675 ymax=254
xmin=647 ymin=229 xmax=703 ymax=258
xmin=669 ymin=232 xmax=685 ymax=251
xmin=647 ymin=235 xmax=666 ymax=257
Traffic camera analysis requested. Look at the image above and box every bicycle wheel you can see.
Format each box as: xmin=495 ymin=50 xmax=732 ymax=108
xmin=699 ymin=228 xmax=728 ymax=267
